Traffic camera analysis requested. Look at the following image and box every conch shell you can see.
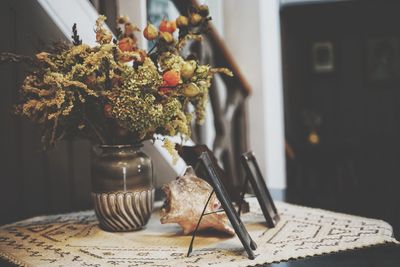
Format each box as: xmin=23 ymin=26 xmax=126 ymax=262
xmin=160 ymin=166 xmax=235 ymax=235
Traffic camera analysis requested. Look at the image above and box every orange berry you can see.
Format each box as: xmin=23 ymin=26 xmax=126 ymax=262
xmin=169 ymin=20 xmax=177 ymax=33
xmin=143 ymin=23 xmax=158 ymax=40
xmin=118 ymin=37 xmax=135 ymax=52
xmin=163 ymin=70 xmax=180 ymax=86
xmin=159 ymin=19 xmax=168 ymax=32
xmin=159 ymin=19 xmax=176 ymax=33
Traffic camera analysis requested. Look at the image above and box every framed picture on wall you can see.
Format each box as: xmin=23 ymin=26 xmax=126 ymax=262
xmin=312 ymin=41 xmax=335 ymax=73
xmin=366 ymin=37 xmax=400 ymax=86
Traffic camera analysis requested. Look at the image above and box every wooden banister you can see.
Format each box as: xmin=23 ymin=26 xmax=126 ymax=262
xmin=171 ymin=0 xmax=251 ymax=201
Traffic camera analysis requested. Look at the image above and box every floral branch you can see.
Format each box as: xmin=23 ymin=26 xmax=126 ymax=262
xmin=71 ymin=23 xmax=82 ymax=45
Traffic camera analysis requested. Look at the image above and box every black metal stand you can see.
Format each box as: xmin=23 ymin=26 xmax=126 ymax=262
xmin=187 ymin=190 xmax=215 ymax=257
xmin=186 ymin=152 xmax=257 ymax=260
xmin=240 ymin=151 xmax=280 ymax=228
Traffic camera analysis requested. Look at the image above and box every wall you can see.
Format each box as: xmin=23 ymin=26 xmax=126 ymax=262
xmin=0 ymin=0 xmax=94 ymax=225
xmin=223 ymin=0 xmax=286 ymax=189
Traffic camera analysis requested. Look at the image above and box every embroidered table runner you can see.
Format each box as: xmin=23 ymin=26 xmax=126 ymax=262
xmin=0 ymin=200 xmax=398 ymax=267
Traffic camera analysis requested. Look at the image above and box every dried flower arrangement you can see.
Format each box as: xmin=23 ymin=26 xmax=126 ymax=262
xmin=1 ymin=5 xmax=231 ymax=161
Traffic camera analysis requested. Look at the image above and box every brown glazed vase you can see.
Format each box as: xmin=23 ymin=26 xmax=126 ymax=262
xmin=91 ymin=144 xmax=154 ymax=231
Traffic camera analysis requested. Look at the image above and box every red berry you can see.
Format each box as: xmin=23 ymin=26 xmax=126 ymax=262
xmin=159 ymin=20 xmax=168 ymax=32
xmin=159 ymin=19 xmax=176 ymax=33
xmin=118 ymin=37 xmax=135 ymax=52
xmin=168 ymin=21 xmax=177 ymax=33
xmin=163 ymin=70 xmax=180 ymax=86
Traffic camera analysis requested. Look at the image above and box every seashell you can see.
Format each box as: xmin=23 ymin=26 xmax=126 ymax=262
xmin=160 ymin=166 xmax=235 ymax=235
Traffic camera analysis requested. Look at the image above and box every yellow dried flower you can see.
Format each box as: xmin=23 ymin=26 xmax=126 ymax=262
xmin=10 ymin=11 xmax=231 ymax=154
xmin=163 ymin=139 xmax=179 ymax=165
xmin=95 ymin=15 xmax=112 ymax=44
xmin=36 ymin=52 xmax=49 ymax=61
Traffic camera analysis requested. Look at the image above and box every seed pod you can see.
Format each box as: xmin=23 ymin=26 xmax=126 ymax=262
xmin=181 ymin=61 xmax=196 ymax=80
xmin=190 ymin=13 xmax=202 ymax=26
xmin=143 ymin=23 xmax=158 ymax=40
xmin=176 ymin=15 xmax=189 ymax=28
xmin=182 ymin=83 xmax=200 ymax=97
xmin=198 ymin=5 xmax=209 ymax=17
xmin=160 ymin=32 xmax=173 ymax=43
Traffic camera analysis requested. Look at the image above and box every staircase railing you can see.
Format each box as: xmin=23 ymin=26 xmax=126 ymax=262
xmin=172 ymin=0 xmax=252 ymax=201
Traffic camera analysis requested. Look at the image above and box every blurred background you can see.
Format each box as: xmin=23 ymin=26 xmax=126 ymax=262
xmin=0 ymin=0 xmax=399 ymax=240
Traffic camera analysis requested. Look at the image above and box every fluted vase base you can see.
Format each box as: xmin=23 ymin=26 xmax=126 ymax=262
xmin=92 ymin=188 xmax=154 ymax=232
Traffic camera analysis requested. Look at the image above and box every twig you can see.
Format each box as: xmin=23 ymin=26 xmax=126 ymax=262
xmin=147 ymin=43 xmax=158 ymax=55
xmin=0 ymin=52 xmax=35 ymax=65
xmin=50 ymin=115 xmax=59 ymax=145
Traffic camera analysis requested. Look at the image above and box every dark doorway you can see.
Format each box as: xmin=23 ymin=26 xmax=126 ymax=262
xmin=281 ymin=0 xmax=400 ymax=238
